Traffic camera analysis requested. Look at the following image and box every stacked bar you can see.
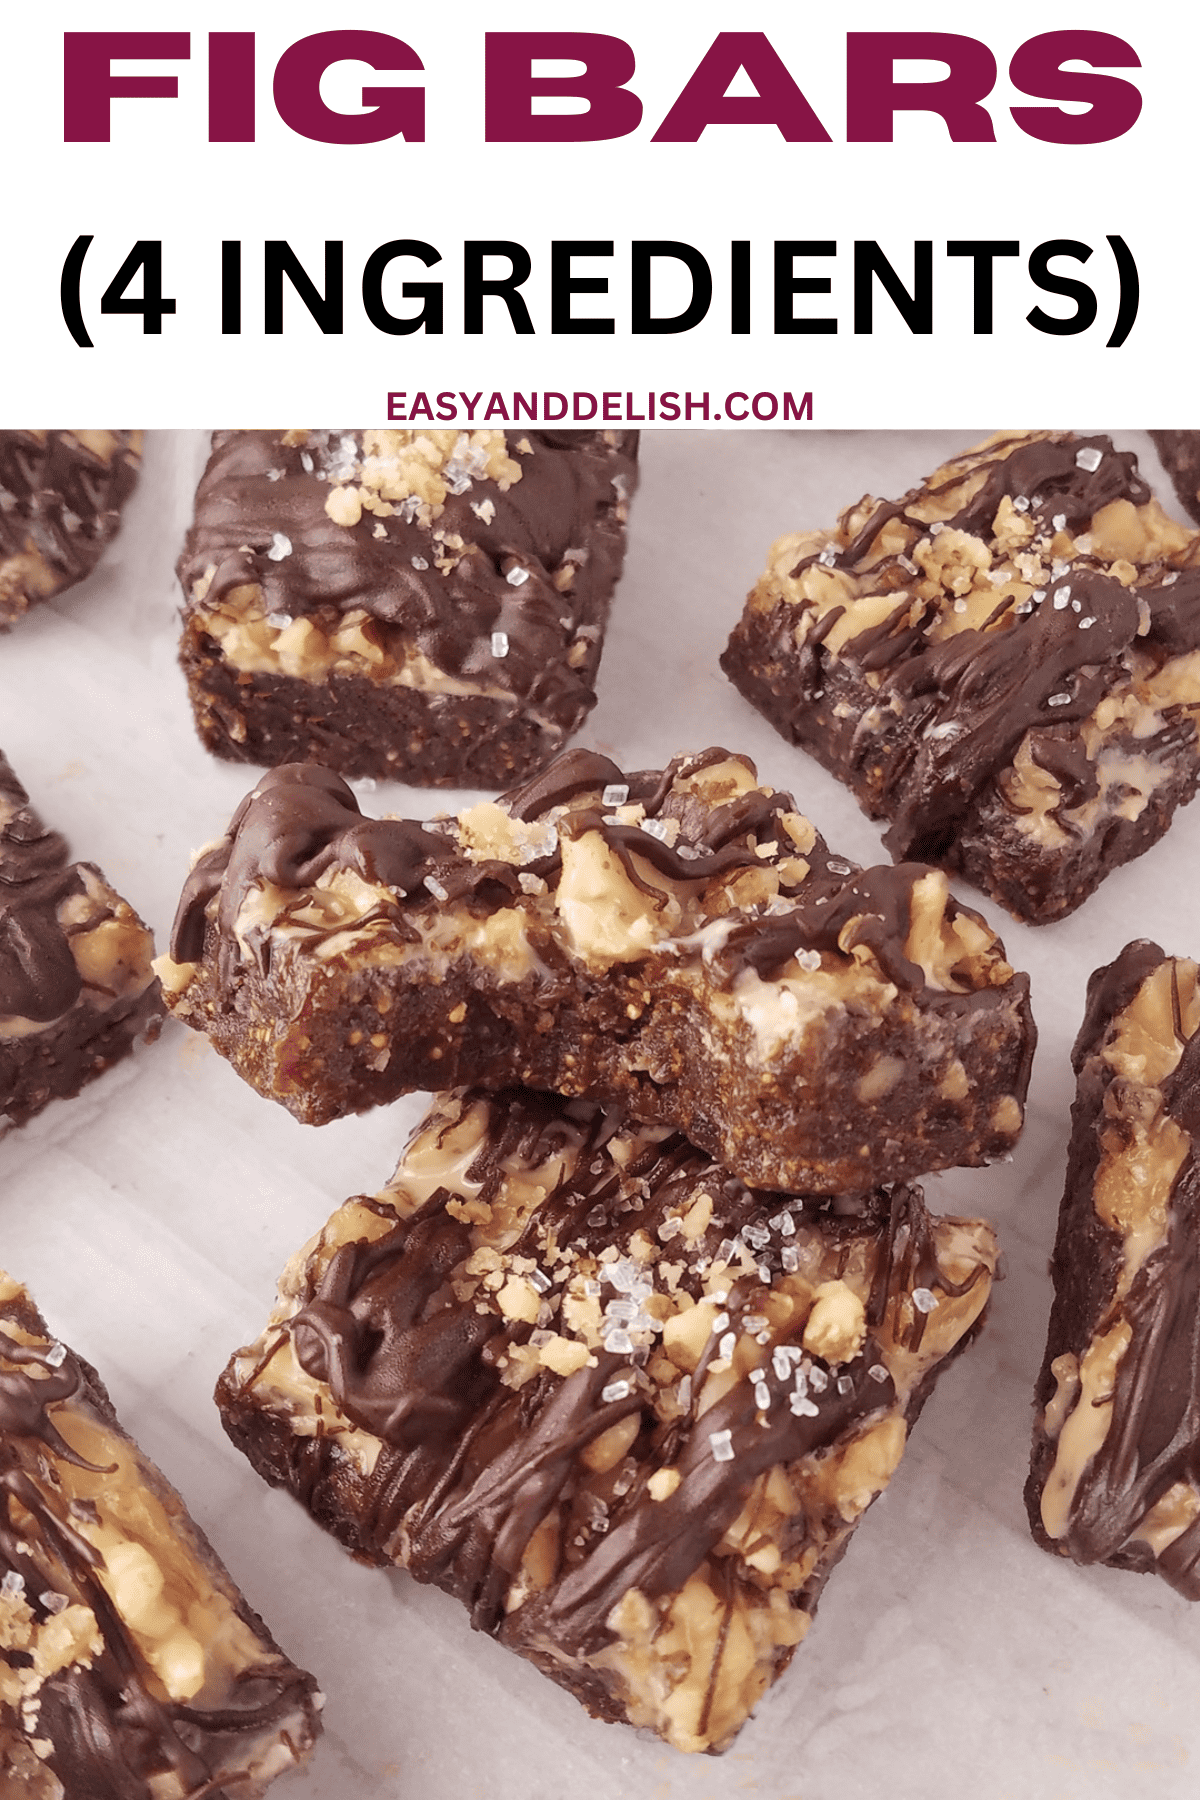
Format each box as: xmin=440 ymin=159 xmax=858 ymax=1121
xmin=162 ymin=746 xmax=1030 ymax=1750
xmin=158 ymin=748 xmax=1033 ymax=1193
xmin=217 ymin=1088 xmax=998 ymax=1754
xmin=0 ymin=1271 xmax=322 ymax=1795
xmin=1 ymin=751 xmax=160 ymax=1130
xmin=723 ymin=432 xmax=1200 ymax=923
xmin=176 ymin=429 xmax=638 ymax=786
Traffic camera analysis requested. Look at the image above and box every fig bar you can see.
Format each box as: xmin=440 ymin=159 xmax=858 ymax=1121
xmin=176 ymin=428 xmax=638 ymax=786
xmin=158 ymin=748 xmax=1035 ymax=1194
xmin=0 ymin=432 xmax=141 ymax=629
xmin=1 ymin=752 xmax=160 ymax=1130
xmin=0 ymin=1270 xmax=322 ymax=1796
xmin=723 ymin=431 xmax=1200 ymax=924
xmin=1149 ymin=430 xmax=1200 ymax=527
xmin=1027 ymin=941 xmax=1200 ymax=1596
xmin=216 ymin=1085 xmax=999 ymax=1755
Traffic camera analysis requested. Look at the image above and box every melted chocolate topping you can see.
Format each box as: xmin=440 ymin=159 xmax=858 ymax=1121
xmin=0 ymin=432 xmax=140 ymax=615
xmin=776 ymin=435 xmax=1200 ymax=861
xmin=1034 ymin=943 xmax=1200 ymax=1594
xmin=0 ymin=751 xmax=87 ymax=1022
xmin=0 ymin=1303 xmax=318 ymax=1797
xmin=177 ymin=429 xmax=638 ymax=737
xmin=170 ymin=749 xmax=994 ymax=1006
xmin=266 ymin=1088 xmax=952 ymax=1645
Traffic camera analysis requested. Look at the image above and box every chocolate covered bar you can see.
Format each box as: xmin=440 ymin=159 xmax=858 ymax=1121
xmin=723 ymin=432 xmax=1200 ymax=924
xmin=176 ymin=428 xmax=637 ymax=786
xmin=1150 ymin=430 xmax=1200 ymax=527
xmin=216 ymin=1085 xmax=999 ymax=1754
xmin=0 ymin=1269 xmax=322 ymax=1795
xmin=1027 ymin=941 xmax=1200 ymax=1595
xmin=0 ymin=432 xmax=141 ymax=629
xmin=1 ymin=751 xmax=160 ymax=1130
xmin=158 ymin=748 xmax=1034 ymax=1194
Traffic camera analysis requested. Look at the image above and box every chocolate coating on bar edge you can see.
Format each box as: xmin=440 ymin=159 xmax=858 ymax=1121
xmin=0 ymin=752 xmax=86 ymax=1022
xmin=0 ymin=1286 xmax=321 ymax=1798
xmin=1027 ymin=942 xmax=1200 ymax=1594
xmin=0 ymin=432 xmax=140 ymax=628
xmin=177 ymin=429 xmax=638 ymax=761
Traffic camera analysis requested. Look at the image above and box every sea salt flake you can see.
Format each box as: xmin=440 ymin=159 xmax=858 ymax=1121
xmin=818 ymin=545 xmax=837 ymax=568
xmin=781 ymin=1245 xmax=800 ymax=1273
xmin=491 ymin=631 xmax=509 ymax=658
xmin=601 ymin=1379 xmax=632 ymax=1404
xmin=718 ymin=1331 xmax=737 ymax=1359
xmin=1052 ymin=513 xmax=1067 ymax=531
xmin=1013 ymin=495 xmax=1031 ymax=513
xmin=867 ymin=1363 xmax=890 ymax=1384
xmin=39 ymin=1592 xmax=68 ymax=1615
xmin=789 ymin=1393 xmax=819 ymax=1417
xmin=709 ymin=1429 xmax=735 ymax=1462
xmin=266 ymin=532 xmax=292 ymax=561
xmin=1047 ymin=692 xmax=1072 ymax=708
xmin=44 ymin=1342 xmax=67 ymax=1369
xmin=506 ymin=565 xmax=531 ymax=587
xmin=1078 ymin=616 xmax=1096 ymax=630
xmin=601 ymin=784 xmax=629 ymax=806
xmin=826 ymin=859 xmax=852 ymax=876
xmin=604 ymin=1328 xmax=633 ymax=1355
xmin=641 ymin=818 xmax=670 ymax=842
xmin=425 ymin=876 xmax=449 ymax=901
xmin=1053 ymin=586 xmax=1071 ymax=610
xmin=411 ymin=555 xmax=429 ymax=571
xmin=1 ymin=1571 xmax=24 ymax=1598
xmin=795 ymin=949 xmax=821 ymax=973
xmin=837 ymin=1375 xmax=854 ymax=1396
xmin=753 ymin=1380 xmax=771 ymax=1410
xmin=912 ymin=1287 xmax=939 ymax=1313
xmin=1075 ymin=446 xmax=1103 ymax=472
xmin=808 ymin=1366 xmax=829 ymax=1391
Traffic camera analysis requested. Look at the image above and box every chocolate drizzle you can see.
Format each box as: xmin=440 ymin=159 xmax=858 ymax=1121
xmin=0 ymin=751 xmax=86 ymax=1022
xmin=0 ymin=431 xmax=140 ymax=627
xmin=0 ymin=1287 xmax=321 ymax=1797
xmin=177 ymin=429 xmax=638 ymax=745
xmin=1028 ymin=942 xmax=1200 ymax=1597
xmin=726 ymin=433 xmax=1200 ymax=893
xmin=232 ymin=1089 xmax=952 ymax=1656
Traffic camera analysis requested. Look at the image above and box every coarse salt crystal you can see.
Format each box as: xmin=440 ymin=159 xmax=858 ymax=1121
xmin=266 ymin=532 xmax=292 ymax=561
xmin=425 ymin=876 xmax=449 ymax=901
xmin=1047 ymin=692 xmax=1072 ymax=708
xmin=1075 ymin=446 xmax=1103 ymax=472
xmin=912 ymin=1288 xmax=939 ymax=1313
xmin=44 ymin=1342 xmax=68 ymax=1369
xmin=601 ymin=1379 xmax=632 ymax=1403
xmin=867 ymin=1363 xmax=890 ymax=1384
xmin=709 ymin=1429 xmax=735 ymax=1462
xmin=789 ymin=1393 xmax=819 ymax=1417
xmin=1078 ymin=616 xmax=1096 ymax=630
xmin=601 ymin=783 xmax=629 ymax=806
xmin=1053 ymin=586 xmax=1071 ymax=610
xmin=506 ymin=566 xmax=530 ymax=587
xmin=1052 ymin=513 xmax=1067 ymax=531
xmin=491 ymin=631 xmax=509 ymax=658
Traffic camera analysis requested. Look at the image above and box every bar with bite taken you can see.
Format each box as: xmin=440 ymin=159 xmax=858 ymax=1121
xmin=158 ymin=747 xmax=1035 ymax=1195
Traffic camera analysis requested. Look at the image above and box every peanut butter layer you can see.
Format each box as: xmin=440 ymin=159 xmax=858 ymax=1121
xmin=1027 ymin=941 xmax=1200 ymax=1595
xmin=0 ymin=1272 xmax=322 ymax=1797
xmin=216 ymin=1085 xmax=998 ymax=1755
xmin=0 ymin=432 xmax=141 ymax=629
xmin=158 ymin=748 xmax=1035 ymax=1194
xmin=176 ymin=428 xmax=638 ymax=786
xmin=0 ymin=752 xmax=160 ymax=1129
xmin=723 ymin=432 xmax=1200 ymax=924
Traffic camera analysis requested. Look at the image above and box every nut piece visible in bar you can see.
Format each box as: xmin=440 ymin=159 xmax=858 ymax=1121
xmin=0 ymin=1270 xmax=323 ymax=1796
xmin=156 ymin=746 xmax=1035 ymax=1195
xmin=0 ymin=431 xmax=141 ymax=629
xmin=1027 ymin=940 xmax=1200 ymax=1593
xmin=723 ymin=432 xmax=1200 ymax=924
xmin=176 ymin=428 xmax=638 ymax=787
xmin=216 ymin=1085 xmax=999 ymax=1755
xmin=0 ymin=750 xmax=161 ymax=1130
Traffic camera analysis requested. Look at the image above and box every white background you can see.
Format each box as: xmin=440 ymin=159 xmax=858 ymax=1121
xmin=4 ymin=2 xmax=1194 ymax=423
